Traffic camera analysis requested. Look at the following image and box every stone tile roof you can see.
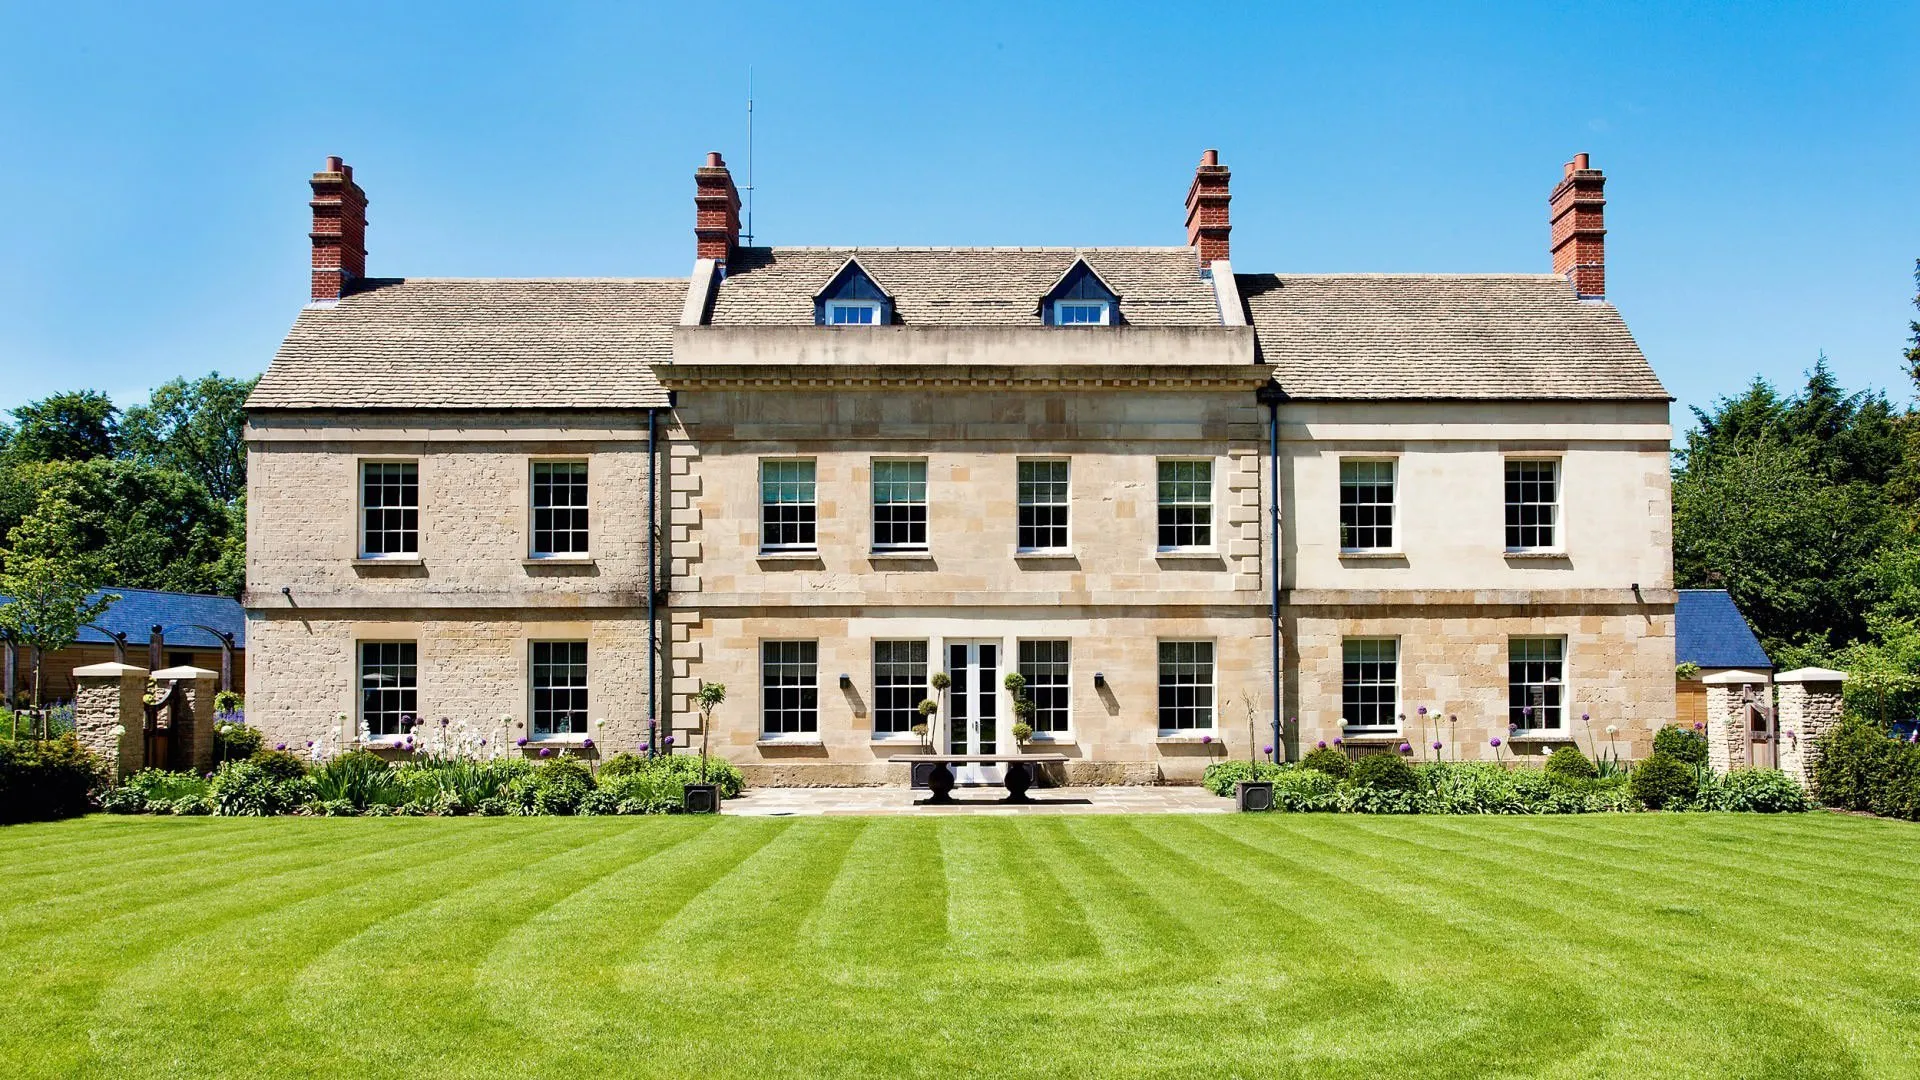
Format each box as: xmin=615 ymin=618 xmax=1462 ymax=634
xmin=248 ymin=278 xmax=685 ymax=410
xmin=1238 ymin=273 xmax=1668 ymax=400
xmin=706 ymin=247 xmax=1220 ymax=327
xmin=1676 ymin=589 xmax=1772 ymax=670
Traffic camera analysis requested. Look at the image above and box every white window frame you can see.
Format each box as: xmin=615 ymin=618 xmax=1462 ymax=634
xmin=357 ymin=458 xmax=419 ymax=559
xmin=761 ymin=640 xmax=820 ymax=738
xmin=760 ymin=458 xmax=819 ymax=553
xmin=1017 ymin=638 xmax=1072 ymax=739
xmin=1155 ymin=457 xmax=1216 ymax=553
xmin=1156 ymin=640 xmax=1216 ymax=735
xmin=1015 ymin=458 xmax=1072 ymax=554
xmin=871 ymin=639 xmax=929 ymax=740
xmin=1052 ymin=299 xmax=1111 ymax=326
xmin=357 ymin=640 xmax=417 ymax=739
xmin=528 ymin=458 xmax=590 ymax=559
xmin=1339 ymin=458 xmax=1398 ymax=553
xmin=1504 ymin=457 xmax=1563 ymax=553
xmin=825 ymin=299 xmax=882 ymax=325
xmin=870 ymin=458 xmax=929 ymax=553
xmin=1509 ymin=637 xmax=1568 ymax=734
xmin=528 ymin=640 xmax=590 ymax=740
xmin=1341 ymin=637 xmax=1400 ymax=732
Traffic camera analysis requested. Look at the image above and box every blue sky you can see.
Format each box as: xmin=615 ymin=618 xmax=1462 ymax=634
xmin=1 ymin=1 xmax=1915 ymax=426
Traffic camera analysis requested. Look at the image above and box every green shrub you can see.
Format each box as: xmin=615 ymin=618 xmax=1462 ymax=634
xmin=0 ymin=736 xmax=108 ymax=823
xmin=579 ymin=789 xmax=621 ymax=816
xmin=1544 ymin=746 xmax=1597 ymax=781
xmin=248 ymin=749 xmax=308 ymax=781
xmin=1300 ymin=746 xmax=1350 ymax=779
xmin=98 ymin=786 xmax=147 ymax=814
xmin=1349 ymin=752 xmax=1417 ymax=792
xmin=599 ymin=770 xmax=687 ymax=813
xmin=1812 ymin=716 xmax=1920 ymax=819
xmin=524 ymin=755 xmax=593 ymax=815
xmin=1698 ymin=768 xmax=1815 ymax=813
xmin=209 ymin=759 xmax=310 ymax=817
xmin=1200 ymin=760 xmax=1283 ymax=796
xmin=215 ymin=722 xmax=265 ymax=762
xmin=1652 ymin=724 xmax=1709 ymax=766
xmin=1628 ymin=753 xmax=1699 ymax=810
xmin=1270 ymin=766 xmax=1341 ymax=811
xmin=599 ymin=753 xmax=746 ymax=799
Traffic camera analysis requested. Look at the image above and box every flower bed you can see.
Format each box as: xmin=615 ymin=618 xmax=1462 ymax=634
xmin=0 ymin=735 xmax=106 ymax=824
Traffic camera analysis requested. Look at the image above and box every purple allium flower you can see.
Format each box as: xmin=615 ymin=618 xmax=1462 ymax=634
xmin=1417 ymin=705 xmax=1428 ymax=716
xmin=1398 ymin=742 xmax=1411 ymax=753
xmin=1448 ymin=714 xmax=1457 ymax=723
xmin=275 ymin=743 xmax=287 ymax=751
xmin=1431 ymin=741 xmax=1443 ymax=750
xmin=479 ymin=739 xmax=487 ymax=746
xmin=538 ymin=747 xmax=552 ymax=758
xmin=516 ymin=737 xmax=528 ymax=747
xmin=305 ymin=740 xmax=314 ymax=748
xmin=1315 ymin=740 xmax=1327 ymax=750
xmin=1201 ymin=734 xmax=1213 ymax=744
xmin=1581 ymin=713 xmax=1590 ymax=722
xmin=640 ymin=742 xmax=650 ymax=752
xmin=583 ymin=738 xmax=594 ymax=749
xmin=440 ymin=717 xmax=449 ymax=727
xmin=1490 ymin=737 xmax=1502 ymax=748
xmin=1522 ymin=706 xmax=1533 ymax=718
xmin=204 ymin=772 xmax=214 ymax=780
xmin=664 ymin=736 xmax=675 ymax=747
xmin=1262 ymin=744 xmax=1274 ymax=755
xmin=1333 ymin=737 xmax=1344 ymax=747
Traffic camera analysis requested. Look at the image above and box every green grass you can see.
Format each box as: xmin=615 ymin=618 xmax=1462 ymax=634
xmin=3 ymin=814 xmax=1918 ymax=1079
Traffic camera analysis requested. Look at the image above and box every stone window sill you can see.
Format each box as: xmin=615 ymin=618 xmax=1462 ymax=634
xmin=1503 ymin=550 xmax=1568 ymax=560
xmin=1156 ymin=734 xmax=1218 ymax=745
xmin=1338 ymin=730 xmax=1403 ymax=743
xmin=352 ymin=557 xmax=423 ymax=567
xmin=1155 ymin=550 xmax=1222 ymax=560
xmin=523 ymin=556 xmax=595 ymax=566
xmin=756 ymin=737 xmax=825 ymax=748
xmin=1338 ymin=550 xmax=1405 ymax=560
xmin=1014 ymin=550 xmax=1078 ymax=560
xmin=867 ymin=551 xmax=933 ymax=561
xmin=757 ymin=552 xmax=821 ymax=561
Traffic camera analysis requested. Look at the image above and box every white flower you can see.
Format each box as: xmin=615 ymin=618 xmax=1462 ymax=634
xmin=1605 ymin=724 xmax=1619 ymax=735
xmin=109 ymin=724 xmax=126 ymax=738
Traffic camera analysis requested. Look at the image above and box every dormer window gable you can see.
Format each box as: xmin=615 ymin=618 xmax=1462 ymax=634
xmin=814 ymin=259 xmax=894 ymax=326
xmin=1040 ymin=258 xmax=1121 ymax=326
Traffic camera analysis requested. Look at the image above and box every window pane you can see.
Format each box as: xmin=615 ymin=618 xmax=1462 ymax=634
xmin=1018 ymin=640 xmax=1071 ymax=734
xmin=871 ymin=460 xmax=928 ymax=550
xmin=872 ymin=640 xmax=929 ymax=735
xmin=531 ymin=461 xmax=589 ymax=556
xmin=761 ymin=641 xmax=819 ymax=734
xmin=1504 ymin=460 xmax=1559 ymax=550
xmin=1341 ymin=638 xmax=1398 ymax=729
xmin=531 ymin=641 xmax=588 ymax=737
xmin=358 ymin=641 xmax=417 ymax=738
xmin=1157 ymin=460 xmax=1213 ymax=549
xmin=761 ymin=460 xmax=818 ymax=550
xmin=1157 ymin=640 xmax=1214 ymax=731
xmin=1339 ymin=459 xmax=1395 ymax=551
xmin=361 ymin=462 xmax=419 ymax=556
xmin=1016 ymin=460 xmax=1070 ymax=551
xmin=1508 ymin=637 xmax=1566 ymax=731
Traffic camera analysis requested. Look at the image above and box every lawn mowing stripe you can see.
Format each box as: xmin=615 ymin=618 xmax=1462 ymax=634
xmin=800 ymin=816 xmax=950 ymax=973
xmin=1174 ymin=816 xmax=1611 ymax=1080
xmin=1268 ymin=817 xmax=1885 ymax=1079
xmin=1013 ymin=816 xmax=1206 ymax=967
xmin=81 ymin=821 xmax=630 ymax=1079
xmin=279 ymin=820 xmax=709 ymax=1079
xmin=0 ymin=818 xmax=307 ymax=883
xmin=935 ymin=818 xmax=1100 ymax=968
xmin=0 ymin=824 xmax=360 ymax=916
xmin=1655 ymin=812 xmax=1920 ymax=877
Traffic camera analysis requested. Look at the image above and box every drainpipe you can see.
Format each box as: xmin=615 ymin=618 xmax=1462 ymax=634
xmin=647 ymin=407 xmax=659 ymax=759
xmin=1256 ymin=383 xmax=1288 ymax=759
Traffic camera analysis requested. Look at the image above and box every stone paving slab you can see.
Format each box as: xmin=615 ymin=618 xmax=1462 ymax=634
xmin=722 ymin=785 xmax=1231 ymax=816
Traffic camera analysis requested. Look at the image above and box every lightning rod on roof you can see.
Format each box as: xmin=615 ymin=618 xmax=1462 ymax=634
xmin=743 ymin=67 xmax=755 ymax=246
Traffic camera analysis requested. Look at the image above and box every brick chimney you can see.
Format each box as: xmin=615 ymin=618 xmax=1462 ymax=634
xmin=694 ymin=152 xmax=742 ymax=263
xmin=1549 ymin=152 xmax=1606 ymax=298
xmin=309 ymin=156 xmax=368 ymax=302
xmin=1184 ymin=149 xmax=1231 ymax=265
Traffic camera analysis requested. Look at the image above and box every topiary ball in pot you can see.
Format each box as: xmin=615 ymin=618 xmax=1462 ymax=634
xmin=1652 ymin=723 xmax=1709 ymax=766
xmin=1300 ymin=745 xmax=1351 ymax=779
xmin=1544 ymin=745 xmax=1597 ymax=781
xmin=1629 ymin=751 xmax=1699 ymax=809
xmin=1349 ymin=752 xmax=1418 ymax=792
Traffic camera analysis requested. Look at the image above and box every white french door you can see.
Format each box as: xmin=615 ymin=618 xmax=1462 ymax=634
xmin=945 ymin=640 xmax=1002 ymax=784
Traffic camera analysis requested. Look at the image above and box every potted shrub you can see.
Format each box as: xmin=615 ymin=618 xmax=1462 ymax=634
xmin=1234 ymin=692 xmax=1273 ymax=811
xmin=684 ymin=681 xmax=726 ymax=814
xmin=1003 ymin=672 xmax=1035 ymax=750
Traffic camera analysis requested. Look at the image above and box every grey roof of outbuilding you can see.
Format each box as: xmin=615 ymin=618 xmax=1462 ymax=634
xmin=705 ymin=247 xmax=1221 ymax=327
xmin=1238 ymin=273 xmax=1668 ymax=400
xmin=247 ymin=278 xmax=685 ymax=410
xmin=1676 ymin=589 xmax=1773 ymax=671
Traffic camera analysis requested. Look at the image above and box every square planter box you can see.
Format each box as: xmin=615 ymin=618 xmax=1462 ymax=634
xmin=1235 ymin=780 xmax=1275 ymax=812
xmin=682 ymin=783 xmax=720 ymax=815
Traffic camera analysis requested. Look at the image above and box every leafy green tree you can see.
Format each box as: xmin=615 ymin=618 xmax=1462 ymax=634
xmin=120 ymin=373 xmax=257 ymax=504
xmin=0 ymin=496 xmax=117 ymax=707
xmin=8 ymin=459 xmax=241 ymax=597
xmin=2 ymin=391 xmax=118 ymax=465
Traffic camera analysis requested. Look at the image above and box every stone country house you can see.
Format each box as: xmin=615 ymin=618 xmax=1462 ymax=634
xmin=241 ymin=149 xmax=1678 ymax=786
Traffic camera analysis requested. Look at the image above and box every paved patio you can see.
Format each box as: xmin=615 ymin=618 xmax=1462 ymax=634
xmin=722 ymin=784 xmax=1230 ymax=816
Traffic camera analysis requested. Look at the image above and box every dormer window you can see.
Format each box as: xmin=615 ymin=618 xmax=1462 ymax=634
xmin=1041 ymin=258 xmax=1121 ymax=326
xmin=815 ymin=259 xmax=893 ymax=326
xmin=1052 ymin=300 xmax=1110 ymax=325
xmin=825 ymin=300 xmax=882 ymax=325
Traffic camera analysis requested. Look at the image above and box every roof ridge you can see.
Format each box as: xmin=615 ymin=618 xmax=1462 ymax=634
xmin=354 ymin=277 xmax=691 ymax=285
xmin=745 ymin=245 xmax=1197 ymax=254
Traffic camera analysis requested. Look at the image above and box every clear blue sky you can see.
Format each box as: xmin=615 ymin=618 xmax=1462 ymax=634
xmin=1 ymin=1 xmax=1915 ymax=426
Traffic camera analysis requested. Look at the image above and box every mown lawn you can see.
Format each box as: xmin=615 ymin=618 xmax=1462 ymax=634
xmin=2 ymin=813 xmax=1917 ymax=1079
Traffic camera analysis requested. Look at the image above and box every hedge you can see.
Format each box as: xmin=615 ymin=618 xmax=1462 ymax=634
xmin=0 ymin=737 xmax=107 ymax=824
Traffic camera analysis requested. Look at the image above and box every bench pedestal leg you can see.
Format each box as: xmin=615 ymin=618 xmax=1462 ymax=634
xmin=924 ymin=762 xmax=956 ymax=804
xmin=1002 ymin=762 xmax=1033 ymax=804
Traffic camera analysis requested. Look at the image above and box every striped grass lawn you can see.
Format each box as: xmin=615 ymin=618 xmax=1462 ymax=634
xmin=2 ymin=813 xmax=1917 ymax=1079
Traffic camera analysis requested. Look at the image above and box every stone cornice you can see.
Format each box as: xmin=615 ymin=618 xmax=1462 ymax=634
xmin=651 ymin=364 xmax=1275 ymax=392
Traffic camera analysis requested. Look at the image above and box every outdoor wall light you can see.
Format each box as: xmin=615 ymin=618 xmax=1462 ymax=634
xmin=839 ymin=673 xmax=852 ymax=688
xmin=1093 ymin=672 xmax=1106 ymax=688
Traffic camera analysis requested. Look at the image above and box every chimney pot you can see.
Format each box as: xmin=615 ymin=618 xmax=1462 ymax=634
xmin=325 ymin=155 xmax=343 ymax=172
xmin=705 ymin=151 xmax=724 ymax=168
xmin=309 ymin=156 xmax=369 ymax=302
xmin=1184 ymin=149 xmax=1232 ymax=265
xmin=1549 ymin=152 xmax=1606 ymax=298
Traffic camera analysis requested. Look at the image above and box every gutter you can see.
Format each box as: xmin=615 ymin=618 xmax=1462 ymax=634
xmin=1256 ymin=381 xmax=1288 ymax=760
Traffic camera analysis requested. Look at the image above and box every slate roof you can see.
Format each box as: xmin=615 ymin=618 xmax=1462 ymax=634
xmin=0 ymin=588 xmax=246 ymax=650
xmin=1238 ymin=273 xmax=1668 ymax=400
xmin=705 ymin=247 xmax=1220 ymax=327
xmin=1676 ymin=589 xmax=1771 ymax=671
xmin=248 ymin=278 xmax=685 ymax=410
